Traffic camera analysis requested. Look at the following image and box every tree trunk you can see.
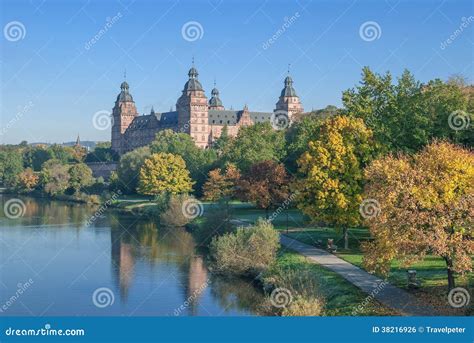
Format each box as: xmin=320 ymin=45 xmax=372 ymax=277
xmin=445 ymin=257 xmax=456 ymax=290
xmin=343 ymin=228 xmax=349 ymax=250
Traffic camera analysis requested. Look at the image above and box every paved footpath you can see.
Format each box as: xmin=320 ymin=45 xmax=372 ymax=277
xmin=280 ymin=234 xmax=438 ymax=316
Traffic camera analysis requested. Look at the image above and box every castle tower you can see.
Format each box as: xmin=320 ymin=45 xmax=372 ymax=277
xmin=208 ymin=82 xmax=224 ymax=110
xmin=176 ymin=64 xmax=209 ymax=149
xmin=111 ymin=81 xmax=138 ymax=154
xmin=274 ymin=73 xmax=304 ymax=120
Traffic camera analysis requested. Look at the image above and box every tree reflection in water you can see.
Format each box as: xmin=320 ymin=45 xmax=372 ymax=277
xmin=0 ymin=195 xmax=265 ymax=316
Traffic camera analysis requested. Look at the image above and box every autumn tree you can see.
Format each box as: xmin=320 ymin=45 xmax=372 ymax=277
xmin=285 ymin=112 xmax=329 ymax=173
xmin=71 ymin=145 xmax=87 ymax=162
xmin=150 ymin=129 xmax=216 ymax=195
xmin=16 ymin=168 xmax=39 ymax=191
xmin=294 ymin=116 xmax=375 ymax=249
xmin=237 ymin=160 xmax=290 ymax=218
xmin=203 ymin=163 xmax=240 ymax=202
xmin=362 ymin=141 xmax=473 ymax=290
xmin=68 ymin=163 xmax=94 ymax=194
xmin=40 ymin=160 xmax=70 ymax=196
xmin=137 ymin=152 xmax=193 ymax=196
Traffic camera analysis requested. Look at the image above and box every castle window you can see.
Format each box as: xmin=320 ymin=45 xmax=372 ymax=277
xmin=212 ymin=120 xmax=215 ymax=124
xmin=227 ymin=120 xmax=229 ymax=124
xmin=220 ymin=120 xmax=222 ymax=124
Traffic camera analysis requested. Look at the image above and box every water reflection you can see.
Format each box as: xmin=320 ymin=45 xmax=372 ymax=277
xmin=0 ymin=195 xmax=264 ymax=316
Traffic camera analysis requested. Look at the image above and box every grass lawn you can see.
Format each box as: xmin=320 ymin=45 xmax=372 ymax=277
xmin=282 ymin=227 xmax=473 ymax=315
xmin=227 ymin=203 xmax=473 ymax=315
xmin=272 ymin=249 xmax=396 ymax=316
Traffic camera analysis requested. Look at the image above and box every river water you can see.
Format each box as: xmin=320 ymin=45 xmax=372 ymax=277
xmin=0 ymin=195 xmax=265 ymax=316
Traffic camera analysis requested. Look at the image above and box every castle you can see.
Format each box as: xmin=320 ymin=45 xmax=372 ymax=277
xmin=111 ymin=64 xmax=304 ymax=155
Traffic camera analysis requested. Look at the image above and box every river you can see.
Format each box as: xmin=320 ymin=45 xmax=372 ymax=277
xmin=0 ymin=195 xmax=265 ymax=316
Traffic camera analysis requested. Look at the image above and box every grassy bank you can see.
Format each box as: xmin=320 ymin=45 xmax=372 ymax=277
xmin=269 ymin=249 xmax=396 ymax=316
xmin=224 ymin=204 xmax=473 ymax=315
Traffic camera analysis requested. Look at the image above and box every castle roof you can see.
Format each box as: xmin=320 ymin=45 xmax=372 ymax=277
xmin=124 ymin=107 xmax=274 ymax=134
xmin=208 ymin=109 xmax=272 ymax=126
xmin=183 ymin=66 xmax=203 ymax=92
xmin=116 ymin=81 xmax=134 ymax=102
xmin=209 ymin=87 xmax=223 ymax=107
xmin=280 ymin=75 xmax=298 ymax=97
xmin=125 ymin=111 xmax=178 ymax=133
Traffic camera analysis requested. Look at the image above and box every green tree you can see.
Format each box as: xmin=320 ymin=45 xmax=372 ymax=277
xmin=0 ymin=150 xmax=24 ymax=187
xmin=150 ymin=129 xmax=216 ymax=195
xmin=213 ymin=124 xmax=232 ymax=155
xmin=294 ymin=116 xmax=375 ymax=249
xmin=23 ymin=146 xmax=54 ymax=171
xmin=116 ymin=146 xmax=151 ymax=193
xmin=85 ymin=142 xmax=118 ymax=162
xmin=50 ymin=145 xmax=75 ymax=164
xmin=137 ymin=152 xmax=193 ymax=196
xmin=343 ymin=67 xmax=472 ymax=152
xmin=421 ymin=79 xmax=473 ymax=147
xmin=222 ymin=122 xmax=286 ymax=172
xmin=68 ymin=163 xmax=94 ymax=194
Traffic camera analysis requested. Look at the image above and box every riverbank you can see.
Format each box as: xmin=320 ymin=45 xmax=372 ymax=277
xmin=0 ymin=189 xmax=101 ymax=205
xmin=0 ymin=195 xmax=265 ymax=316
xmin=191 ymin=212 xmax=396 ymax=316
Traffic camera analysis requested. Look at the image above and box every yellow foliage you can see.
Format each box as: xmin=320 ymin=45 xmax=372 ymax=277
xmin=363 ymin=141 xmax=474 ymax=277
xmin=137 ymin=152 xmax=193 ymax=196
xmin=295 ymin=116 xmax=374 ymax=228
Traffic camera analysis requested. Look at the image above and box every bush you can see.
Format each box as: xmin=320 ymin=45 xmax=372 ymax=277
xmin=262 ymin=265 xmax=325 ymax=316
xmin=210 ymin=219 xmax=279 ymax=276
xmin=159 ymin=194 xmax=193 ymax=227
xmin=281 ymin=296 xmax=323 ymax=316
xmin=193 ymin=201 xmax=234 ymax=247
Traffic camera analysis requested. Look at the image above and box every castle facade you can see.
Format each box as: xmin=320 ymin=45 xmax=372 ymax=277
xmin=111 ymin=65 xmax=304 ymax=155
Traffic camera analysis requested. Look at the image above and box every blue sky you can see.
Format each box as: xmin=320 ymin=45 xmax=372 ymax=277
xmin=1 ymin=0 xmax=472 ymax=144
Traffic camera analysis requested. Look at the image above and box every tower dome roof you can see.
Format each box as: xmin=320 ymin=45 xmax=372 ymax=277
xmin=280 ymin=75 xmax=297 ymax=97
xmin=188 ymin=67 xmax=199 ymax=79
xmin=209 ymin=83 xmax=223 ymax=108
xmin=120 ymin=81 xmax=129 ymax=90
xmin=116 ymin=81 xmax=134 ymax=102
xmin=183 ymin=65 xmax=203 ymax=92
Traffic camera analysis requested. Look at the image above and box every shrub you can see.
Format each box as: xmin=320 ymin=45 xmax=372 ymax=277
xmin=193 ymin=201 xmax=234 ymax=246
xmin=159 ymin=194 xmax=193 ymax=227
xmin=262 ymin=265 xmax=325 ymax=316
xmin=263 ymin=268 xmax=321 ymax=299
xmin=210 ymin=219 xmax=279 ymax=276
xmin=281 ymin=296 xmax=324 ymax=316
